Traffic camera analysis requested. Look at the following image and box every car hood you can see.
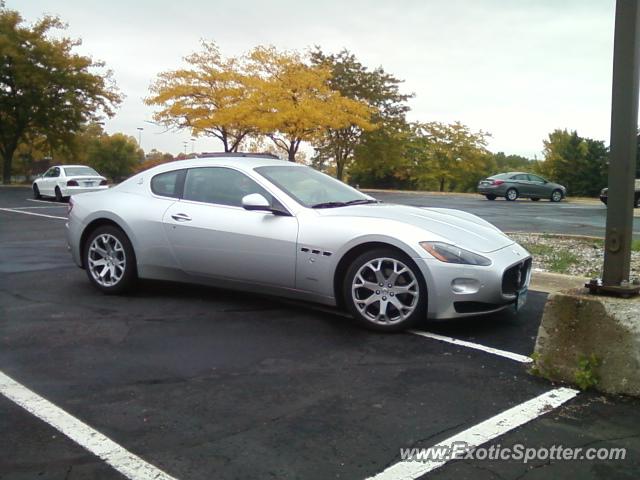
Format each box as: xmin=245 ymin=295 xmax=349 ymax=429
xmin=316 ymin=203 xmax=515 ymax=253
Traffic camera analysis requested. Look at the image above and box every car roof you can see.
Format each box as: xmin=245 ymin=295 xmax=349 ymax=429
xmin=54 ymin=165 xmax=94 ymax=169
xmin=147 ymin=154 xmax=296 ymax=174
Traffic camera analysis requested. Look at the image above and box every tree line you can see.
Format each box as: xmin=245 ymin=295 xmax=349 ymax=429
xmin=1 ymin=4 xmax=635 ymax=196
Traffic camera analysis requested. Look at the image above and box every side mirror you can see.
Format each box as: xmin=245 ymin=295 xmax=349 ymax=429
xmin=242 ymin=193 xmax=272 ymax=212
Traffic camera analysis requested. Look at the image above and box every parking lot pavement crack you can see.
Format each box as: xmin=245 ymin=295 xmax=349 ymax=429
xmin=573 ymin=433 xmax=640 ymax=449
xmin=513 ymin=458 xmax=552 ymax=480
xmin=462 ymin=461 xmax=508 ymax=480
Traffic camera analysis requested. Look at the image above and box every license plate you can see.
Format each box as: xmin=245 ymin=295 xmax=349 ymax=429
xmin=83 ymin=182 xmax=93 ymax=187
xmin=515 ymin=288 xmax=528 ymax=312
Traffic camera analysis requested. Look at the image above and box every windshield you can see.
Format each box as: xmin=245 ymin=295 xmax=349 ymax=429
xmin=64 ymin=166 xmax=99 ymax=177
xmin=255 ymin=165 xmax=373 ymax=208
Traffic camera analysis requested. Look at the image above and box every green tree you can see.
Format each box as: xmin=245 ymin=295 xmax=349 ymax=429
xmin=0 ymin=7 xmax=121 ymax=183
xmin=491 ymin=152 xmax=534 ymax=172
xmin=86 ymin=133 xmax=143 ymax=182
xmin=411 ymin=122 xmax=491 ymax=192
xmin=539 ymin=129 xmax=607 ymax=196
xmin=349 ymin=123 xmax=413 ymax=188
xmin=310 ymin=48 xmax=412 ymax=180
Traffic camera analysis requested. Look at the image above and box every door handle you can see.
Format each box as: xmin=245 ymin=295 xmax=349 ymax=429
xmin=171 ymin=213 xmax=192 ymax=222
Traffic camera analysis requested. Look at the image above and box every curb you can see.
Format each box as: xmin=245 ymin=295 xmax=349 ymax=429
xmin=530 ymin=271 xmax=589 ymax=294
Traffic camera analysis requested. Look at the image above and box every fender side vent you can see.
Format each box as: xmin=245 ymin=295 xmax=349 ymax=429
xmin=322 ymin=251 xmax=332 ymax=257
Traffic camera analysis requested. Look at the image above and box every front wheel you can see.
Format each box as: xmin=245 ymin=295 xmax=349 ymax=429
xmin=550 ymin=189 xmax=563 ymax=202
xmin=33 ymin=184 xmax=41 ymax=199
xmin=54 ymin=186 xmax=63 ymax=202
xmin=84 ymin=225 xmax=137 ymax=294
xmin=344 ymin=249 xmax=427 ymax=332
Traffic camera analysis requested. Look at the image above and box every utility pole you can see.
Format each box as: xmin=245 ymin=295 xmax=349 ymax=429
xmin=589 ymin=0 xmax=640 ymax=296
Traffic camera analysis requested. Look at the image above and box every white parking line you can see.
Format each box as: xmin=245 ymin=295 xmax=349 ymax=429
xmin=365 ymin=387 xmax=579 ymax=480
xmin=0 ymin=371 xmax=178 ymax=480
xmin=409 ymin=330 xmax=533 ymax=364
xmin=26 ymin=198 xmax=61 ymax=204
xmin=0 ymin=208 xmax=67 ymax=220
xmin=8 ymin=205 xmax=68 ymax=209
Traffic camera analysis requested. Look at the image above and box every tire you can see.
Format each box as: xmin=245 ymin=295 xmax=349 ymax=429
xmin=505 ymin=188 xmax=518 ymax=201
xmin=635 ymin=195 xmax=640 ymax=208
xmin=343 ymin=248 xmax=427 ymax=332
xmin=485 ymin=194 xmax=496 ymax=201
xmin=550 ymin=189 xmax=563 ymax=202
xmin=33 ymin=184 xmax=41 ymax=199
xmin=84 ymin=225 xmax=137 ymax=294
xmin=531 ymin=198 xmax=540 ymax=202
xmin=54 ymin=186 xmax=63 ymax=202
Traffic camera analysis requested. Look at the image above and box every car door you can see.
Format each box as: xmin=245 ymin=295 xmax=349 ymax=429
xmin=510 ymin=174 xmax=533 ymax=197
xmin=163 ymin=166 xmax=299 ymax=288
xmin=527 ymin=174 xmax=548 ymax=197
xmin=41 ymin=167 xmax=60 ymax=196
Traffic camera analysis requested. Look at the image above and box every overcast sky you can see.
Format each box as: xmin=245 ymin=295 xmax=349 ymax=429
xmin=11 ymin=0 xmax=616 ymax=159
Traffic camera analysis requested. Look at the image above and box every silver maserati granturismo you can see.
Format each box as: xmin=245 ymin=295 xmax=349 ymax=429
xmin=66 ymin=153 xmax=532 ymax=331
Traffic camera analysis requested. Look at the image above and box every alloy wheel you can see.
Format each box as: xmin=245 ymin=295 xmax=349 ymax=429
xmin=351 ymin=257 xmax=419 ymax=325
xmin=88 ymin=233 xmax=126 ymax=287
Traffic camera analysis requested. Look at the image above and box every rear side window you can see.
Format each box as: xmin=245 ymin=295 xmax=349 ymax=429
xmin=183 ymin=167 xmax=274 ymax=207
xmin=511 ymin=174 xmax=527 ymax=180
xmin=151 ymin=170 xmax=185 ymax=198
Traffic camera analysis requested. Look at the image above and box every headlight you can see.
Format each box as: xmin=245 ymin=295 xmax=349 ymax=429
xmin=420 ymin=241 xmax=491 ymax=266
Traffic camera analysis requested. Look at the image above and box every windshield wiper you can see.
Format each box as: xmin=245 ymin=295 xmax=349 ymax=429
xmin=311 ymin=199 xmax=380 ymax=209
xmin=310 ymin=201 xmax=348 ymax=209
xmin=344 ymin=199 xmax=380 ymax=205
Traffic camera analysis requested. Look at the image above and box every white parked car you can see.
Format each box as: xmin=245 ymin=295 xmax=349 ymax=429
xmin=33 ymin=165 xmax=108 ymax=201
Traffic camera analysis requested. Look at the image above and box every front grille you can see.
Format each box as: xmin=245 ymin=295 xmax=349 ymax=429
xmin=502 ymin=258 xmax=532 ymax=295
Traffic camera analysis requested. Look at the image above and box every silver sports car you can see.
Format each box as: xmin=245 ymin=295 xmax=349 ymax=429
xmin=66 ymin=153 xmax=532 ymax=331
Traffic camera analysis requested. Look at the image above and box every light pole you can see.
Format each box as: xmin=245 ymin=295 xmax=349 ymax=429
xmin=588 ymin=0 xmax=640 ymax=297
xmin=136 ymin=127 xmax=144 ymax=148
xmin=190 ymin=138 xmax=196 ymax=154
xmin=183 ymin=141 xmax=188 ymax=155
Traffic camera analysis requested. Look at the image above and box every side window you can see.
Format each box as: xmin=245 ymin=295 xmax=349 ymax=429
xmin=51 ymin=167 xmax=60 ymax=178
xmin=511 ymin=174 xmax=527 ymax=181
xmin=528 ymin=174 xmax=545 ymax=183
xmin=183 ymin=167 xmax=275 ymax=208
xmin=151 ymin=170 xmax=185 ymax=198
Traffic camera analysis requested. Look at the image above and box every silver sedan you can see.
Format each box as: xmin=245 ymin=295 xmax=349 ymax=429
xmin=66 ymin=154 xmax=532 ymax=332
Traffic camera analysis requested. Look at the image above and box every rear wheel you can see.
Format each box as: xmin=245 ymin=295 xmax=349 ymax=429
xmin=54 ymin=186 xmax=63 ymax=202
xmin=550 ymin=189 xmax=563 ymax=202
xmin=84 ymin=225 xmax=137 ymax=294
xmin=33 ymin=184 xmax=41 ymax=199
xmin=485 ymin=194 xmax=496 ymax=201
xmin=505 ymin=188 xmax=518 ymax=201
xmin=344 ymin=248 xmax=426 ymax=332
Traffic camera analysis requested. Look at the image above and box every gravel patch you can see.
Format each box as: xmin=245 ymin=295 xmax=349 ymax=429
xmin=509 ymin=233 xmax=640 ymax=279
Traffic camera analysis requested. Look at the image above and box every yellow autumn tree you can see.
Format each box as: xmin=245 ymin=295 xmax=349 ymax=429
xmin=145 ymin=41 xmax=253 ymax=152
xmin=242 ymin=46 xmax=375 ymax=162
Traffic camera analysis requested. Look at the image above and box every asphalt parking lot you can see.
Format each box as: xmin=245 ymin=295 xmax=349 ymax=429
xmin=1 ymin=186 xmax=640 ymax=480
xmin=367 ymin=190 xmax=640 ymax=239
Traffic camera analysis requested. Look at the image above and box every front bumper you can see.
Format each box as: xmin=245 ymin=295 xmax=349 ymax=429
xmin=415 ymin=242 xmax=532 ymax=319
